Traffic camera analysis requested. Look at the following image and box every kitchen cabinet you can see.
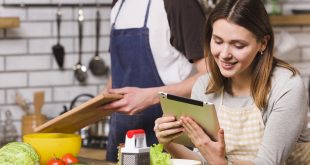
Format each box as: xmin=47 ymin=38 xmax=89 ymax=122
xmin=270 ymin=14 xmax=310 ymax=26
xmin=0 ymin=17 xmax=20 ymax=29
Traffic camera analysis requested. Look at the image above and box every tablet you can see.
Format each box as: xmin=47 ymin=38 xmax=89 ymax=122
xmin=159 ymin=92 xmax=220 ymax=147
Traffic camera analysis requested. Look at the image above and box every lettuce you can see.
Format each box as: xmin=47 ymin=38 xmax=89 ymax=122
xmin=150 ymin=144 xmax=172 ymax=165
xmin=0 ymin=142 xmax=39 ymax=165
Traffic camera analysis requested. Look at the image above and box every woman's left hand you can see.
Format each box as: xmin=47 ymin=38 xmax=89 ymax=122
xmin=180 ymin=116 xmax=227 ymax=165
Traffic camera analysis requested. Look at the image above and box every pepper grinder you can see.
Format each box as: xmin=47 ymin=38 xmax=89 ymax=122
xmin=4 ymin=110 xmax=18 ymax=143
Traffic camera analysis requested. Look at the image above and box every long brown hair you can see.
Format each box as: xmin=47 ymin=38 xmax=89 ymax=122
xmin=205 ymin=0 xmax=298 ymax=110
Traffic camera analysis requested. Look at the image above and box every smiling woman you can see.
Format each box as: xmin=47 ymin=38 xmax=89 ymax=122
xmin=210 ymin=19 xmax=267 ymax=82
xmin=154 ymin=0 xmax=310 ymax=164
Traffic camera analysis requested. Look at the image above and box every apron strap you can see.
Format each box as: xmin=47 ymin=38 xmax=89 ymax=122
xmin=112 ymin=0 xmax=126 ymax=28
xmin=112 ymin=0 xmax=152 ymax=28
xmin=143 ymin=0 xmax=152 ymax=27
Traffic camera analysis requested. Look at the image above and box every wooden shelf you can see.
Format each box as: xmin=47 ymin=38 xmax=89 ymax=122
xmin=270 ymin=14 xmax=310 ymax=26
xmin=0 ymin=17 xmax=20 ymax=29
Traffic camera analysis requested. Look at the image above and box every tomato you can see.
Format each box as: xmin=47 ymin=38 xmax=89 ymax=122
xmin=47 ymin=158 xmax=65 ymax=165
xmin=61 ymin=153 xmax=79 ymax=165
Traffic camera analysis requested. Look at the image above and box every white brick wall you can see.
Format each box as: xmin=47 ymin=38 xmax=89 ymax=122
xmin=0 ymin=90 xmax=5 ymax=104
xmin=0 ymin=57 xmax=4 ymax=71
xmin=36 ymin=38 xmax=75 ymax=54
xmin=28 ymin=8 xmax=74 ymax=21
xmin=0 ymin=1 xmax=112 ymax=138
xmin=302 ymin=48 xmax=310 ymax=61
xmin=29 ymin=71 xmax=74 ymax=86
xmin=0 ymin=7 xmax=27 ymax=20
xmin=7 ymin=22 xmax=52 ymax=38
xmin=0 ymin=73 xmax=27 ymax=88
xmin=0 ymin=39 xmax=27 ymax=54
xmin=6 ymin=55 xmax=52 ymax=71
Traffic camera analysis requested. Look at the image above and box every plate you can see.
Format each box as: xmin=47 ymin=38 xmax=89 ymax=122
xmin=171 ymin=159 xmax=202 ymax=165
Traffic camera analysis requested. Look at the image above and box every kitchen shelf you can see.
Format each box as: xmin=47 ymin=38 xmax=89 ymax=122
xmin=270 ymin=14 xmax=310 ymax=26
xmin=0 ymin=17 xmax=20 ymax=29
xmin=2 ymin=3 xmax=112 ymax=8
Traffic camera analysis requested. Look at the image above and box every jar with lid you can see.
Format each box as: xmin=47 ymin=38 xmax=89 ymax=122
xmin=4 ymin=110 xmax=18 ymax=143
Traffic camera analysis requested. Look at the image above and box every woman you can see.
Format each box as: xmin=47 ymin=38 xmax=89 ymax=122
xmin=154 ymin=0 xmax=310 ymax=164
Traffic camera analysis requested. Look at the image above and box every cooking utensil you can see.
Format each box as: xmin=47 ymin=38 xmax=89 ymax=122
xmin=34 ymin=91 xmax=44 ymax=116
xmin=22 ymin=114 xmax=48 ymax=136
xmin=74 ymin=7 xmax=88 ymax=83
xmin=52 ymin=9 xmax=65 ymax=70
xmin=15 ymin=92 xmax=31 ymax=115
xmin=89 ymin=8 xmax=108 ymax=76
xmin=22 ymin=91 xmax=48 ymax=136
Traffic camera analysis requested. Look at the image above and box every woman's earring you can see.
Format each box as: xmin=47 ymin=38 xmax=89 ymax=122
xmin=260 ymin=51 xmax=264 ymax=55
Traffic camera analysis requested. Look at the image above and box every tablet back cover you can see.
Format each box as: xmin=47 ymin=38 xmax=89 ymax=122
xmin=159 ymin=93 xmax=219 ymax=147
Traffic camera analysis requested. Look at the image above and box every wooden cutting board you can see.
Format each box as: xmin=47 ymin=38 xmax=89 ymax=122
xmin=35 ymin=93 xmax=122 ymax=133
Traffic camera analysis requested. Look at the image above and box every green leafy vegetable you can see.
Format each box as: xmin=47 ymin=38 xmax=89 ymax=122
xmin=0 ymin=142 xmax=39 ymax=165
xmin=150 ymin=144 xmax=172 ymax=165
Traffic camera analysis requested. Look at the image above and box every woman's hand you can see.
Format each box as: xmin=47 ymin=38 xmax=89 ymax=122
xmin=99 ymin=87 xmax=158 ymax=115
xmin=154 ymin=116 xmax=184 ymax=146
xmin=180 ymin=116 xmax=227 ymax=165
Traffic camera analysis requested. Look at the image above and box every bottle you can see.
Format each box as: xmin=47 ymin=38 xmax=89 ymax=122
xmin=4 ymin=110 xmax=18 ymax=143
xmin=0 ymin=112 xmax=5 ymax=146
xmin=265 ymin=0 xmax=282 ymax=15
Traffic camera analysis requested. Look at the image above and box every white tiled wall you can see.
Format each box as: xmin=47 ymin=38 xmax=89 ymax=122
xmin=0 ymin=0 xmax=112 ymax=136
xmin=0 ymin=0 xmax=309 ymax=137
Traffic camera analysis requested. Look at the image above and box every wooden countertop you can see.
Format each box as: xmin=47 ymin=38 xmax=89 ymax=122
xmin=78 ymin=148 xmax=115 ymax=165
xmin=79 ymin=148 xmax=106 ymax=160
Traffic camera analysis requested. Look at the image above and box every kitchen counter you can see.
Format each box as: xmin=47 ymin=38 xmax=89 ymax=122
xmin=78 ymin=148 xmax=116 ymax=165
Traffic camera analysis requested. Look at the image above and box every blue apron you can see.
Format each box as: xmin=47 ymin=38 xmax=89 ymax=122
xmin=107 ymin=0 xmax=164 ymax=161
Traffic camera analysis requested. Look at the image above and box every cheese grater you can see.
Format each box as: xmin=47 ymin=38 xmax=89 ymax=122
xmin=120 ymin=129 xmax=150 ymax=165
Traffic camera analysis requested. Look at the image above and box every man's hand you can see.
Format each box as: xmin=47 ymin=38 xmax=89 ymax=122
xmin=99 ymin=87 xmax=157 ymax=115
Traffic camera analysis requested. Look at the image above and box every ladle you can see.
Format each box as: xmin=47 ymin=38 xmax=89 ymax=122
xmin=89 ymin=8 xmax=109 ymax=76
xmin=74 ymin=7 xmax=88 ymax=83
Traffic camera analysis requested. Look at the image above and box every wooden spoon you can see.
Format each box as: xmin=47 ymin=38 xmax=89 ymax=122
xmin=34 ymin=91 xmax=44 ymax=116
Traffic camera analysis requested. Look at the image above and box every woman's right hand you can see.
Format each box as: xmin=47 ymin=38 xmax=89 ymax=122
xmin=154 ymin=116 xmax=184 ymax=145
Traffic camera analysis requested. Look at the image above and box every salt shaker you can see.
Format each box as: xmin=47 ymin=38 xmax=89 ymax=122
xmin=4 ymin=110 xmax=18 ymax=143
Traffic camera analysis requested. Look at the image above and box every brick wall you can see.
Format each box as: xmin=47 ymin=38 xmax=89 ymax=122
xmin=0 ymin=0 xmax=309 ymax=137
xmin=0 ymin=0 xmax=112 ymax=136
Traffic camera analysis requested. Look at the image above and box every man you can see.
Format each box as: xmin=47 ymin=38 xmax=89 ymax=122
xmin=100 ymin=0 xmax=207 ymax=161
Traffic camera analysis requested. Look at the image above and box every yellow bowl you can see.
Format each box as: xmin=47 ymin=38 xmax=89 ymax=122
xmin=23 ymin=133 xmax=81 ymax=165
